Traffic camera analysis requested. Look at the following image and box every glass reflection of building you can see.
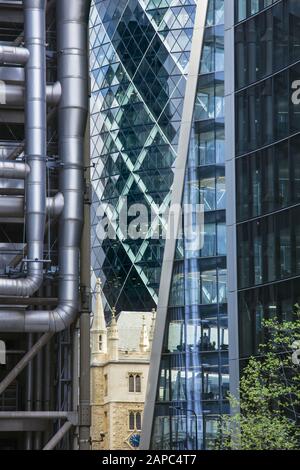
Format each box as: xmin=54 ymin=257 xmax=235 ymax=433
xmin=89 ymin=0 xmax=197 ymax=314
xmin=226 ymin=0 xmax=300 ymax=406
xmin=235 ymin=0 xmax=300 ymax=358
xmin=144 ymin=0 xmax=228 ymax=451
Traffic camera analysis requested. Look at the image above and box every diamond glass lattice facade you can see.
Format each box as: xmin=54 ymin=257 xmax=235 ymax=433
xmin=90 ymin=0 xmax=197 ymax=314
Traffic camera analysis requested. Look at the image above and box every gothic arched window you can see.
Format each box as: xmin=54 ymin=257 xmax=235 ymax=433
xmin=136 ymin=412 xmax=142 ymax=431
xmin=129 ymin=374 xmax=135 ymax=392
xmin=129 ymin=412 xmax=135 ymax=431
xmin=135 ymin=374 xmax=141 ymax=393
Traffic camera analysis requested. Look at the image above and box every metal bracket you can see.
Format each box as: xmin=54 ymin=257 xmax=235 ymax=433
xmin=22 ymin=259 xmax=52 ymax=264
xmin=83 ymin=181 xmax=92 ymax=206
xmin=80 ymin=285 xmax=92 ymax=314
xmin=67 ymin=412 xmax=79 ymax=426
xmin=79 ymin=404 xmax=91 ymax=427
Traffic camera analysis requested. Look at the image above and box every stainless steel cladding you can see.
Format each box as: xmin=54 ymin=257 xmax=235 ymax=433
xmin=0 ymin=45 xmax=30 ymax=65
xmin=0 ymin=0 xmax=90 ymax=331
xmin=0 ymin=0 xmax=47 ymax=298
xmin=0 ymin=0 xmax=91 ymax=450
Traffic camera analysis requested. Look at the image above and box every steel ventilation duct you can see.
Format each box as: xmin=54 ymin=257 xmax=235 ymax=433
xmin=0 ymin=0 xmax=90 ymax=332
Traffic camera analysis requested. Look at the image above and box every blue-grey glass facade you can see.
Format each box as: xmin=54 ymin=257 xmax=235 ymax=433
xmin=90 ymin=0 xmax=197 ymax=314
xmin=90 ymin=0 xmax=228 ymax=451
xmin=232 ymin=0 xmax=300 ymax=365
xmin=149 ymin=0 xmax=228 ymax=450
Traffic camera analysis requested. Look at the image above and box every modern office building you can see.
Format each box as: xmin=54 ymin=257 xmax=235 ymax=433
xmin=225 ymin=0 xmax=300 ymax=404
xmin=141 ymin=0 xmax=228 ymax=450
xmin=0 ymin=0 xmax=91 ymax=450
xmin=89 ymin=0 xmax=300 ymax=452
xmin=89 ymin=0 xmax=198 ymax=315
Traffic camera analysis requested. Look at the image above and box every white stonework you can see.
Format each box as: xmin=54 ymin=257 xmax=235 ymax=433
xmin=90 ymin=280 xmax=155 ymax=450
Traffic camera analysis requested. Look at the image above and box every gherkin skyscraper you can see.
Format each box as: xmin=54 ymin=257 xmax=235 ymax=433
xmin=90 ymin=0 xmax=197 ymax=314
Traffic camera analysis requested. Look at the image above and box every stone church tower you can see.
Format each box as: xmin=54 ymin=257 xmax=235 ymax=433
xmin=90 ymin=279 xmax=155 ymax=450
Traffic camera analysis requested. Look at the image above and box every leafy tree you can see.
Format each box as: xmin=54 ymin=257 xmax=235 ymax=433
xmin=216 ymin=311 xmax=300 ymax=450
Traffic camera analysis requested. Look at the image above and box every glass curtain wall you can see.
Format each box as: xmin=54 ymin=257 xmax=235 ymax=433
xmin=234 ymin=0 xmax=300 ymax=360
xmin=150 ymin=0 xmax=227 ymax=451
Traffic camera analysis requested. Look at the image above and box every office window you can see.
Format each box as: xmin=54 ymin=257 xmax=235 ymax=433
xmin=218 ymin=269 xmax=227 ymax=304
xmin=217 ymin=223 xmax=226 ymax=256
xmin=274 ymin=71 xmax=289 ymax=140
xmin=238 ymin=205 xmax=300 ymax=289
xmin=169 ymin=265 xmax=184 ymax=307
xmin=238 ymin=276 xmax=300 ymax=357
xmin=290 ymin=0 xmax=300 ymax=62
xmin=198 ymin=130 xmax=216 ymax=166
xmin=200 ymin=177 xmax=216 ymax=212
xmin=216 ymin=176 xmax=226 ymax=209
xmin=235 ymin=1 xmax=299 ymax=89
xmin=167 ymin=320 xmax=184 ymax=353
xmin=203 ymin=370 xmax=219 ymax=400
xmin=201 ymin=270 xmax=217 ymax=305
xmin=236 ymin=135 xmax=300 ymax=222
xmin=202 ymin=223 xmax=217 ymax=257
xmin=236 ymin=58 xmax=300 ymax=156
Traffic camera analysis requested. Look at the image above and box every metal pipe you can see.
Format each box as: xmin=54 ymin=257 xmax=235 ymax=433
xmin=46 ymin=82 xmax=62 ymax=106
xmin=0 ymin=412 xmax=69 ymax=419
xmin=46 ymin=192 xmax=64 ymax=218
xmin=0 ymin=332 xmax=53 ymax=396
xmin=0 ymin=0 xmax=47 ymax=298
xmin=0 ymin=193 xmax=64 ymax=218
xmin=79 ymin=84 xmax=91 ymax=450
xmin=43 ymin=284 xmax=52 ymax=444
xmin=0 ymin=196 xmax=23 ymax=217
xmin=0 ymin=161 xmax=30 ymax=179
xmin=1 ymin=142 xmax=25 ymax=161
xmin=43 ymin=421 xmax=73 ymax=450
xmin=0 ymin=45 xmax=30 ymax=65
xmin=0 ymin=297 xmax=58 ymax=306
xmin=0 ymin=0 xmax=90 ymax=332
xmin=1 ymin=82 xmax=61 ymax=107
xmin=72 ymin=323 xmax=80 ymax=450
xmin=34 ymin=338 xmax=43 ymax=449
xmin=25 ymin=333 xmax=33 ymax=450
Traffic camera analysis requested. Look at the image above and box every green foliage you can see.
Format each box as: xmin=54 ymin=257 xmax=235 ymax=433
xmin=216 ymin=310 xmax=300 ymax=450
